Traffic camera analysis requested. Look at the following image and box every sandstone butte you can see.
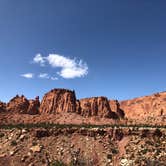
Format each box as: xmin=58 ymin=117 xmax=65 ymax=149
xmin=0 ymin=88 xmax=166 ymax=123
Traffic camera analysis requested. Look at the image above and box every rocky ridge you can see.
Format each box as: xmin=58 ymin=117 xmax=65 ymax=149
xmin=0 ymin=88 xmax=166 ymax=124
xmin=120 ymin=92 xmax=166 ymax=120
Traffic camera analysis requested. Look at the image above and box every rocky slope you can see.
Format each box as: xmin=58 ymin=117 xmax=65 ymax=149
xmin=0 ymin=126 xmax=165 ymax=166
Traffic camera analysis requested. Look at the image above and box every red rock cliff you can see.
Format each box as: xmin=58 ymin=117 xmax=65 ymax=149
xmin=109 ymin=100 xmax=125 ymax=119
xmin=6 ymin=95 xmax=39 ymax=114
xmin=120 ymin=92 xmax=166 ymax=120
xmin=39 ymin=89 xmax=77 ymax=114
xmin=7 ymin=95 xmax=29 ymax=113
xmin=27 ymin=96 xmax=40 ymax=115
xmin=79 ymin=97 xmax=113 ymax=118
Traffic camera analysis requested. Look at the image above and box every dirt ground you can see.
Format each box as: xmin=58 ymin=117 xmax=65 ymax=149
xmin=0 ymin=126 xmax=165 ymax=166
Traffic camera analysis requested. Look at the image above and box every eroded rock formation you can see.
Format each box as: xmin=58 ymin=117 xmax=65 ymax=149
xmin=109 ymin=100 xmax=125 ymax=119
xmin=2 ymin=88 xmax=166 ymax=123
xmin=6 ymin=95 xmax=39 ymax=114
xmin=40 ymin=89 xmax=77 ymax=114
xmin=120 ymin=92 xmax=166 ymax=119
xmin=79 ymin=97 xmax=113 ymax=118
xmin=27 ymin=96 xmax=40 ymax=115
xmin=7 ymin=95 xmax=29 ymax=114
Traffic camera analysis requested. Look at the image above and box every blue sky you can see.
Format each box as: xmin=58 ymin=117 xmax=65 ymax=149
xmin=0 ymin=0 xmax=166 ymax=102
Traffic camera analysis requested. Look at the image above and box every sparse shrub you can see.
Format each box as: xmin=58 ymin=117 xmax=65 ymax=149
xmin=0 ymin=132 xmax=5 ymax=138
xmin=111 ymin=148 xmax=119 ymax=154
xmin=141 ymin=148 xmax=148 ymax=154
xmin=11 ymin=140 xmax=17 ymax=146
xmin=50 ymin=160 xmax=66 ymax=166
xmin=107 ymin=154 xmax=112 ymax=159
xmin=153 ymin=129 xmax=162 ymax=137
xmin=32 ymin=141 xmax=38 ymax=146
xmin=145 ymin=140 xmax=153 ymax=145
xmin=141 ymin=129 xmax=149 ymax=138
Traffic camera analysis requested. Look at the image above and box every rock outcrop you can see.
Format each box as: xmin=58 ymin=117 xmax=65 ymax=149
xmin=109 ymin=100 xmax=125 ymax=119
xmin=27 ymin=96 xmax=40 ymax=115
xmin=7 ymin=95 xmax=29 ymax=114
xmin=79 ymin=97 xmax=113 ymax=118
xmin=3 ymin=88 xmax=166 ymax=123
xmin=6 ymin=95 xmax=39 ymax=114
xmin=0 ymin=101 xmax=6 ymax=112
xmin=40 ymin=89 xmax=77 ymax=114
xmin=120 ymin=92 xmax=166 ymax=120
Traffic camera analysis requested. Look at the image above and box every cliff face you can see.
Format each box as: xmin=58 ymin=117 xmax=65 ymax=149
xmin=2 ymin=88 xmax=166 ymax=123
xmin=109 ymin=100 xmax=125 ymax=119
xmin=39 ymin=90 xmax=123 ymax=119
xmin=39 ymin=89 xmax=77 ymax=114
xmin=79 ymin=97 xmax=113 ymax=118
xmin=120 ymin=92 xmax=166 ymax=119
xmin=27 ymin=96 xmax=40 ymax=115
xmin=6 ymin=95 xmax=39 ymax=114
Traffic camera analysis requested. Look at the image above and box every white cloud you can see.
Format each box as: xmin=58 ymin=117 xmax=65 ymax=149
xmin=50 ymin=76 xmax=58 ymax=80
xmin=33 ymin=54 xmax=46 ymax=66
xmin=21 ymin=73 xmax=34 ymax=79
xmin=38 ymin=73 xmax=49 ymax=79
xmin=58 ymin=63 xmax=88 ymax=79
xmin=33 ymin=53 xmax=88 ymax=79
xmin=47 ymin=54 xmax=75 ymax=68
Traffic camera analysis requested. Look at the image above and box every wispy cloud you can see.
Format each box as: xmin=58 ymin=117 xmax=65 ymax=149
xmin=38 ymin=73 xmax=49 ymax=79
xmin=21 ymin=73 xmax=34 ymax=79
xmin=33 ymin=54 xmax=46 ymax=66
xmin=33 ymin=53 xmax=88 ymax=79
xmin=50 ymin=76 xmax=58 ymax=80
